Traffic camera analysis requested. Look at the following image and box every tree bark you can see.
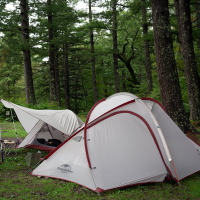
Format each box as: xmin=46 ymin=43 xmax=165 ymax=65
xmin=20 ymin=0 xmax=36 ymax=105
xmin=151 ymin=0 xmax=192 ymax=132
xmin=197 ymin=0 xmax=200 ymax=49
xmin=117 ymin=55 xmax=139 ymax=85
xmin=89 ymin=0 xmax=98 ymax=103
xmin=141 ymin=0 xmax=153 ymax=94
xmin=55 ymin=52 xmax=61 ymax=106
xmin=112 ymin=0 xmax=120 ymax=92
xmin=63 ymin=44 xmax=70 ymax=109
xmin=47 ymin=0 xmax=59 ymax=105
xmin=174 ymin=0 xmax=200 ymax=121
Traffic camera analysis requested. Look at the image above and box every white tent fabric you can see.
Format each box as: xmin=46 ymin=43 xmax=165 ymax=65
xmin=0 ymin=99 xmax=84 ymax=151
xmin=32 ymin=92 xmax=200 ymax=192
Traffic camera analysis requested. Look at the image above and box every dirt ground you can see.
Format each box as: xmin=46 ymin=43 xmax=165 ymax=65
xmin=186 ymin=131 xmax=200 ymax=145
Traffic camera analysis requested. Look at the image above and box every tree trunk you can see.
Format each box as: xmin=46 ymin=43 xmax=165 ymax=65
xmin=151 ymin=0 xmax=192 ymax=133
xmin=141 ymin=0 xmax=153 ymax=94
xmin=55 ymin=52 xmax=61 ymax=106
xmin=197 ymin=0 xmax=200 ymax=48
xmin=20 ymin=0 xmax=36 ymax=105
xmin=112 ymin=0 xmax=120 ymax=92
xmin=89 ymin=0 xmax=98 ymax=103
xmin=78 ymin=62 xmax=88 ymax=111
xmin=117 ymin=56 xmax=139 ymax=85
xmin=47 ymin=0 xmax=59 ymax=104
xmin=174 ymin=0 xmax=200 ymax=121
xmin=63 ymin=44 xmax=70 ymax=109
xmin=122 ymin=69 xmax=127 ymax=91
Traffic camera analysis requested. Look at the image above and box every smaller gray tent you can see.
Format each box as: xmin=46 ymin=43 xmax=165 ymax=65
xmin=1 ymin=99 xmax=84 ymax=151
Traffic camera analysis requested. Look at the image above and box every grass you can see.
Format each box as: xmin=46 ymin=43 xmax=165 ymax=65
xmin=0 ymin=121 xmax=27 ymax=138
xmin=77 ymin=113 xmax=87 ymax=122
xmin=1 ymin=121 xmax=200 ymax=199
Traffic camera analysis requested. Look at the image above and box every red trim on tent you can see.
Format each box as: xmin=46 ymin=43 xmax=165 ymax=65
xmin=141 ymin=97 xmax=166 ymax=112
xmin=21 ymin=121 xmax=44 ymax=149
xmin=88 ymin=99 xmax=136 ymax=125
xmin=24 ymin=144 xmax=54 ymax=152
xmin=84 ymin=98 xmax=106 ymax=169
xmin=104 ymin=178 xmax=178 ymax=193
xmin=84 ymin=99 xmax=136 ymax=168
xmin=30 ymin=173 xmax=98 ymax=192
xmin=30 ymin=172 xmax=168 ymax=194
xmin=17 ymin=131 xmax=40 ymax=149
xmin=96 ymin=187 xmax=105 ymax=193
xmin=43 ymin=99 xmax=107 ymax=161
xmin=178 ymin=170 xmax=200 ymax=181
xmin=95 ymin=180 xmax=168 ymax=193
xmin=44 ymin=99 xmax=136 ymax=164
xmin=44 ymin=127 xmax=84 ymax=159
xmin=85 ymin=110 xmax=173 ymax=178
xmin=85 ymin=98 xmax=106 ymax=124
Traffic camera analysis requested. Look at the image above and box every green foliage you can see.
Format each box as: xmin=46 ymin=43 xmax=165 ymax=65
xmin=0 ymin=0 xmax=199 ymax=117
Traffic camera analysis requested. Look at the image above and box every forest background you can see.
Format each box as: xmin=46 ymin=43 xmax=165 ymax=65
xmin=0 ymin=0 xmax=200 ymax=133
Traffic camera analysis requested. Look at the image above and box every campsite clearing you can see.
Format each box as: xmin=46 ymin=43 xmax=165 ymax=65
xmin=1 ymin=146 xmax=200 ymax=200
xmin=1 ymin=116 xmax=200 ymax=198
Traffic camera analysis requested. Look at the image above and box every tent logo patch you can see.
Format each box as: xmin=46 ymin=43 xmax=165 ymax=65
xmin=57 ymin=164 xmax=73 ymax=174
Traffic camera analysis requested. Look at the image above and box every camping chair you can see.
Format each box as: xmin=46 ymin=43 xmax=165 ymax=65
xmin=0 ymin=109 xmax=20 ymax=162
xmin=0 ymin=138 xmax=20 ymax=163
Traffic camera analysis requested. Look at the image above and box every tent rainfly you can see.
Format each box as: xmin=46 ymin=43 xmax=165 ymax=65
xmin=31 ymin=92 xmax=200 ymax=193
xmin=0 ymin=99 xmax=84 ymax=151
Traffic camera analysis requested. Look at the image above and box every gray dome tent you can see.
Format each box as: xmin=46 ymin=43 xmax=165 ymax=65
xmin=32 ymin=92 xmax=200 ymax=192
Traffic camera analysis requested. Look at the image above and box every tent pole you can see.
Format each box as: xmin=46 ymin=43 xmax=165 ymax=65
xmin=137 ymin=99 xmax=173 ymax=161
xmin=10 ymin=108 xmax=20 ymax=145
xmin=46 ymin=124 xmax=54 ymax=139
xmin=137 ymin=99 xmax=179 ymax=179
xmin=170 ymin=160 xmax=180 ymax=185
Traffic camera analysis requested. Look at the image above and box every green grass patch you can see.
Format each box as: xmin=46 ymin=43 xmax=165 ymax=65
xmin=1 ymin=122 xmax=200 ymax=199
xmin=77 ymin=112 xmax=87 ymax=122
xmin=0 ymin=121 xmax=27 ymax=138
xmin=1 ymin=152 xmax=200 ymax=200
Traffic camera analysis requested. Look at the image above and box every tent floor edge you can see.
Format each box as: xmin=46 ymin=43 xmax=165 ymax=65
xmin=96 ymin=187 xmax=104 ymax=194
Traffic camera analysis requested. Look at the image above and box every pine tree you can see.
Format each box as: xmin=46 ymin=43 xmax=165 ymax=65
xmin=151 ymin=0 xmax=193 ymax=132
